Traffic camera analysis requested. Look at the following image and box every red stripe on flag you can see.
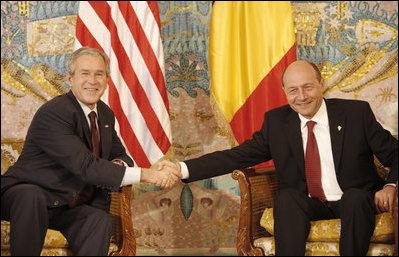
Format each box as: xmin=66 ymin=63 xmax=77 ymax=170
xmin=147 ymin=1 xmax=162 ymax=31
xmin=108 ymin=79 xmax=152 ymax=167
xmin=230 ymin=44 xmax=297 ymax=144
xmin=118 ymin=2 xmax=169 ymax=108
xmin=75 ymin=16 xmax=104 ymax=51
xmin=89 ymin=2 xmax=170 ymax=153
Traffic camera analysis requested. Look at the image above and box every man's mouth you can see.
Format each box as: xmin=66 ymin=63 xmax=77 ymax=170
xmin=297 ymin=102 xmax=311 ymax=108
xmin=85 ymin=88 xmax=98 ymax=92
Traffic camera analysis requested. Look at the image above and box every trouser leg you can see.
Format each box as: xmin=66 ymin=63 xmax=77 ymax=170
xmin=1 ymin=184 xmax=49 ymax=256
xmin=49 ymin=204 xmax=113 ymax=256
xmin=339 ymin=188 xmax=375 ymax=256
xmin=273 ymin=188 xmax=333 ymax=256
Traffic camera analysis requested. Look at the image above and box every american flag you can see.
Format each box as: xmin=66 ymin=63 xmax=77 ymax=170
xmin=74 ymin=1 xmax=172 ymax=167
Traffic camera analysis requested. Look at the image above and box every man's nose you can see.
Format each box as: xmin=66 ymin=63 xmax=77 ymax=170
xmin=88 ymin=73 xmax=96 ymax=83
xmin=297 ymin=88 xmax=307 ymax=99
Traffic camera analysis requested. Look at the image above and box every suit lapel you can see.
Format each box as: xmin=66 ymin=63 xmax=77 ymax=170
xmin=284 ymin=110 xmax=305 ymax=174
xmin=326 ymin=99 xmax=346 ymax=173
xmin=67 ymin=91 xmax=92 ymax=149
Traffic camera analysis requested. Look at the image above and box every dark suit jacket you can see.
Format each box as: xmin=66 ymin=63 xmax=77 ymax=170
xmin=184 ymin=99 xmax=398 ymax=195
xmin=1 ymin=91 xmax=134 ymax=208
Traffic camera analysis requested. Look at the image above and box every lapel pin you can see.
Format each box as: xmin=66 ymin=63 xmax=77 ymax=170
xmin=337 ymin=125 xmax=342 ymax=131
xmin=105 ymin=125 xmax=109 ymax=128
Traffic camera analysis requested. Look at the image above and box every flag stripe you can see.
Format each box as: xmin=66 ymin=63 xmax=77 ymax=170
xmin=109 ymin=3 xmax=172 ymax=148
xmin=76 ymin=1 xmax=171 ymax=167
xmin=131 ymin=2 xmax=165 ymax=75
xmin=113 ymin=2 xmax=171 ymax=136
xmin=146 ymin=1 xmax=162 ymax=30
xmin=127 ymin=2 xmax=168 ymax=99
xmin=108 ymin=79 xmax=151 ymax=166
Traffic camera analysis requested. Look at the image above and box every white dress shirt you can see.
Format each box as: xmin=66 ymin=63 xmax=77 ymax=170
xmin=76 ymin=99 xmax=141 ymax=187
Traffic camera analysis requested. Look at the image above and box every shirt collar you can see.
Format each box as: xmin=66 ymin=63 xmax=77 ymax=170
xmin=299 ymin=99 xmax=328 ymax=129
xmin=76 ymin=99 xmax=98 ymax=118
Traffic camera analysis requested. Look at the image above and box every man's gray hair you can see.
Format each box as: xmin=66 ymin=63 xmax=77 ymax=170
xmin=67 ymin=47 xmax=110 ymax=78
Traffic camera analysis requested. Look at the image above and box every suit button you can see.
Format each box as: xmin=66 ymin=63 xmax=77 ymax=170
xmin=54 ymin=200 xmax=59 ymax=206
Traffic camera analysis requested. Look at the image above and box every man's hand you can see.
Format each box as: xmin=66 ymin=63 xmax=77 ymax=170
xmin=140 ymin=160 xmax=182 ymax=189
xmin=155 ymin=160 xmax=181 ymax=174
xmin=374 ymin=185 xmax=396 ymax=214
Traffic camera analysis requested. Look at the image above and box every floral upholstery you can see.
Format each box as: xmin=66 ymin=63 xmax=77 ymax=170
xmin=260 ymin=207 xmax=394 ymax=242
xmin=253 ymin=237 xmax=395 ymax=256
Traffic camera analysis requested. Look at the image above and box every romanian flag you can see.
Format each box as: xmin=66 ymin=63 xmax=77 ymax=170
xmin=209 ymin=1 xmax=296 ymax=167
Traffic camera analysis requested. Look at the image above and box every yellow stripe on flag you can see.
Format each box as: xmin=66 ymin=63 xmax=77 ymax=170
xmin=209 ymin=1 xmax=296 ymax=122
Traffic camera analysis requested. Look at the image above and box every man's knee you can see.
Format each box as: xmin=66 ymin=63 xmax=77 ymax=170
xmin=275 ymin=188 xmax=301 ymax=204
xmin=99 ymin=211 xmax=112 ymax=228
xmin=3 ymin=184 xmax=47 ymax=217
xmin=274 ymin=188 xmax=307 ymax=213
xmin=87 ymin=208 xmax=113 ymax=232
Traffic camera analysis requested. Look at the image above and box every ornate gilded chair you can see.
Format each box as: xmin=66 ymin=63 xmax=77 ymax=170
xmin=1 ymin=139 xmax=136 ymax=256
xmin=232 ymin=162 xmax=398 ymax=256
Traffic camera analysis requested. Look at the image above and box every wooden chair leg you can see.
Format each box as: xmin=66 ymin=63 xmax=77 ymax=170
xmin=109 ymin=186 xmax=136 ymax=256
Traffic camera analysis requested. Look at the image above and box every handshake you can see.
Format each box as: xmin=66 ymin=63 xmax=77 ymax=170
xmin=141 ymin=160 xmax=182 ymax=189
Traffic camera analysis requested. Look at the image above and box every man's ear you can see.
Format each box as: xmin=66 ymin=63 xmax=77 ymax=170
xmin=320 ymin=78 xmax=325 ymax=90
xmin=66 ymin=73 xmax=72 ymax=86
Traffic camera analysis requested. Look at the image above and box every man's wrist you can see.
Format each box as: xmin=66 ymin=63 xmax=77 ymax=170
xmin=140 ymin=168 xmax=152 ymax=183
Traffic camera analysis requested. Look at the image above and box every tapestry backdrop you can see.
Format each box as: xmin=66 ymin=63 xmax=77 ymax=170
xmin=1 ymin=1 xmax=397 ymax=255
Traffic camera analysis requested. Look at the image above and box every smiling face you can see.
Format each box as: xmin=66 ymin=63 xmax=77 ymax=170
xmin=282 ymin=61 xmax=325 ymax=119
xmin=67 ymin=54 xmax=108 ymax=110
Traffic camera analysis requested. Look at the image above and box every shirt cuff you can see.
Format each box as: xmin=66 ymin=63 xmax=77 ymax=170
xmin=180 ymin=162 xmax=189 ymax=179
xmin=120 ymin=167 xmax=141 ymax=186
xmin=384 ymin=183 xmax=396 ymax=188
